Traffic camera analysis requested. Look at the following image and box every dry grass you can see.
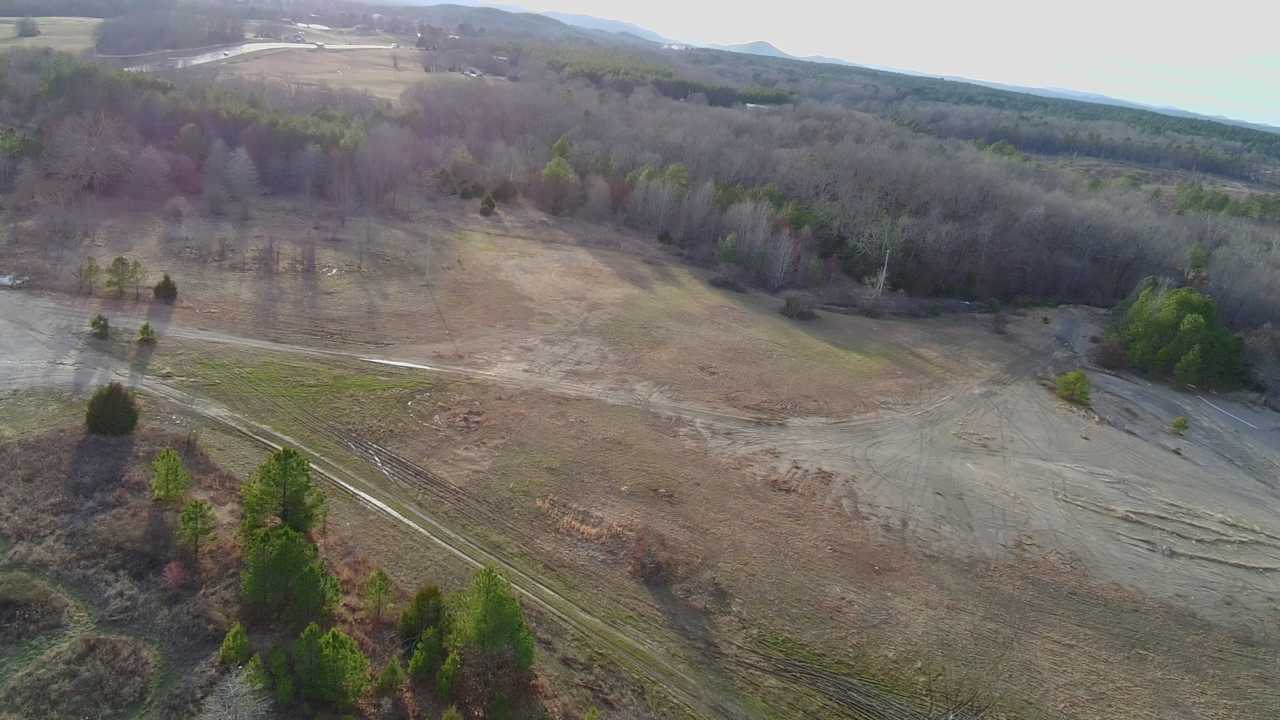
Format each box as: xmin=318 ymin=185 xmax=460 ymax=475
xmin=217 ymin=47 xmax=474 ymax=100
xmin=0 ymin=634 xmax=157 ymax=720
xmin=0 ymin=573 xmax=69 ymax=646
xmin=0 ymin=17 xmax=100 ymax=53
xmin=0 ymin=419 xmax=242 ymax=717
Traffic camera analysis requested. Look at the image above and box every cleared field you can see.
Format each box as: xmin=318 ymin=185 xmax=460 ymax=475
xmin=3 ymin=197 xmax=1280 ymax=718
xmin=0 ymin=16 xmax=99 ymax=53
xmin=217 ymin=47 xmax=474 ymax=99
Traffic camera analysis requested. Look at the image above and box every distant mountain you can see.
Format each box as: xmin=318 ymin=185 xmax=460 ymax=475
xmin=945 ymin=79 xmax=1280 ymax=135
xmin=706 ymin=40 xmax=1280 ymax=134
xmin=710 ymin=40 xmax=790 ymax=58
xmin=541 ymin=11 xmax=671 ymax=43
xmin=366 ymin=3 xmax=1280 ymax=134
xmin=709 ymin=40 xmax=858 ymax=68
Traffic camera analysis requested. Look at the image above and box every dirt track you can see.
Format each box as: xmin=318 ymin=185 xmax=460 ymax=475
xmin=4 ymin=288 xmax=1280 ymax=716
xmin=6 ymin=289 xmax=1279 ymax=628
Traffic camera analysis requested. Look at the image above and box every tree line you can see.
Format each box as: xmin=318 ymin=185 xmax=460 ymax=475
xmin=7 ymin=46 xmax=1280 ymax=334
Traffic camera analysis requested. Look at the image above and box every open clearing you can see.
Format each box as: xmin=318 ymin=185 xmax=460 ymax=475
xmin=0 ymin=17 xmax=99 ymax=53
xmin=2 ymin=193 xmax=1280 ymax=718
xmin=215 ymin=47 xmax=463 ymax=99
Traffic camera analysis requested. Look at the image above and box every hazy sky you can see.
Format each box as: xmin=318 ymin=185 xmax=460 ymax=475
xmin=525 ymin=0 xmax=1280 ymax=126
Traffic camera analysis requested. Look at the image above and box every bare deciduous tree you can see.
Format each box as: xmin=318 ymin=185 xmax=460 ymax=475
xmin=197 ymin=669 xmax=270 ymax=720
xmin=46 ymin=113 xmax=133 ymax=195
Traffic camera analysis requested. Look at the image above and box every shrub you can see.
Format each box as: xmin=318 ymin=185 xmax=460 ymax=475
xmin=399 ymin=584 xmax=445 ymax=645
xmin=85 ymin=382 xmax=139 ymax=436
xmin=138 ymin=321 xmax=157 ymax=344
xmin=151 ymin=448 xmax=190 ymax=502
xmin=293 ymin=623 xmax=370 ymax=708
xmin=442 ymin=707 xmax=463 ymax=720
xmin=1171 ymin=416 xmax=1189 ymax=435
xmin=479 ymin=193 xmax=496 ymax=216
xmin=1055 ymin=370 xmax=1091 ymax=405
xmin=374 ymin=657 xmax=406 ymax=696
xmin=153 ymin=273 xmax=177 ymax=303
xmin=1117 ymin=283 xmax=1242 ymax=387
xmin=161 ymin=560 xmax=187 ymax=592
xmin=220 ymin=622 xmax=252 ymax=666
xmin=780 ymin=292 xmax=818 ymax=320
xmin=90 ymin=314 xmax=109 ymax=340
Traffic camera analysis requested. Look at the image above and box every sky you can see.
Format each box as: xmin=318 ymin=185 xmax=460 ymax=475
xmin=522 ymin=0 xmax=1280 ymax=126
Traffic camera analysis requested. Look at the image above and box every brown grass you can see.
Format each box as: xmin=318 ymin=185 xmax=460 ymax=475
xmin=0 ymin=421 xmax=242 ymax=716
xmin=217 ymin=48 xmax=476 ymax=100
xmin=0 ymin=573 xmax=69 ymax=646
xmin=0 ymin=634 xmax=156 ymax=720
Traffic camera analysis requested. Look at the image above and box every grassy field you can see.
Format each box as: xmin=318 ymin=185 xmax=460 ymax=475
xmin=218 ymin=47 xmax=485 ymax=99
xmin=0 ymin=17 xmax=99 ymax=53
xmin=91 ymin=335 xmax=1280 ymax=720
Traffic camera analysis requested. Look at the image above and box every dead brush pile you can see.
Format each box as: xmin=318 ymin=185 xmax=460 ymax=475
xmin=536 ymin=497 xmax=695 ymax=585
